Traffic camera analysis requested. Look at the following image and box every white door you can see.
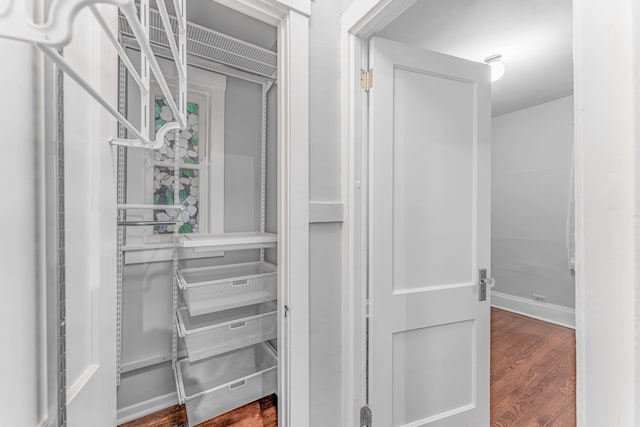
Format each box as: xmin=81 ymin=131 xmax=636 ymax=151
xmin=368 ymin=37 xmax=491 ymax=427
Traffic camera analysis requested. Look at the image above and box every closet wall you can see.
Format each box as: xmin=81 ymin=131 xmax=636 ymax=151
xmin=491 ymin=95 xmax=575 ymax=311
xmin=117 ymin=66 xmax=277 ymax=418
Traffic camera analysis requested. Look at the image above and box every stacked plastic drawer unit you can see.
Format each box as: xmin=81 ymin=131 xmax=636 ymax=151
xmin=176 ymin=232 xmax=278 ymax=426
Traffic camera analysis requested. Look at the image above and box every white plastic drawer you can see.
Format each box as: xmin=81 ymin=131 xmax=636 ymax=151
xmin=177 ymin=262 xmax=277 ymax=316
xmin=177 ymin=302 xmax=277 ymax=363
xmin=177 ymin=343 xmax=277 ymax=426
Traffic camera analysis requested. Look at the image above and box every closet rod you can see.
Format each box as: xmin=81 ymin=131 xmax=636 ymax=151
xmin=118 ymin=220 xmax=181 ymax=226
xmin=117 ymin=203 xmax=184 ymax=210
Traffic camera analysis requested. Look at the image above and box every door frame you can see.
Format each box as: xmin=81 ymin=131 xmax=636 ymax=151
xmin=217 ymin=2 xmax=311 ymax=425
xmin=340 ymin=2 xmax=421 ymax=425
xmin=341 ymin=2 xmax=494 ymax=425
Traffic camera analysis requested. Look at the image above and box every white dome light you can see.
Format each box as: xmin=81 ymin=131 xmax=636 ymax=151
xmin=485 ymin=54 xmax=505 ymax=82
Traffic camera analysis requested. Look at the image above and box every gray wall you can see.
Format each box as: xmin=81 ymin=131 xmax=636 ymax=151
xmin=491 ymin=96 xmax=575 ymax=308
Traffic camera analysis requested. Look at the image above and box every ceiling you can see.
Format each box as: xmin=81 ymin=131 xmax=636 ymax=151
xmin=153 ymin=0 xmax=277 ymax=50
xmin=378 ymin=0 xmax=573 ymax=116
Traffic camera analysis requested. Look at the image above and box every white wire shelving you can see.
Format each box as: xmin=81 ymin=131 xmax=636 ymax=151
xmin=118 ymin=7 xmax=277 ymax=80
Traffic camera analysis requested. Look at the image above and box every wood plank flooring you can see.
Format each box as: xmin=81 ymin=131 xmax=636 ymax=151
xmin=118 ymin=394 xmax=277 ymax=427
xmin=491 ymin=308 xmax=576 ymax=427
xmin=121 ymin=309 xmax=575 ymax=427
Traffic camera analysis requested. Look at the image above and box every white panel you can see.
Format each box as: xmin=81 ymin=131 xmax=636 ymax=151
xmin=64 ymin=6 xmax=97 ymax=389
xmin=1 ymin=36 xmax=40 ymax=427
xmin=392 ymin=321 xmax=474 ymax=426
xmin=64 ymin=5 xmax=118 ymax=426
xmin=392 ymin=68 xmax=474 ymax=291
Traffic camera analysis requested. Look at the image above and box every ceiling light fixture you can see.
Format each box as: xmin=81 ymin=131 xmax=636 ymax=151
xmin=485 ymin=54 xmax=505 ymax=82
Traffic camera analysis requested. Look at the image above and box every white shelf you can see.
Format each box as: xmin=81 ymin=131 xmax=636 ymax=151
xmin=178 ymin=232 xmax=277 ymax=251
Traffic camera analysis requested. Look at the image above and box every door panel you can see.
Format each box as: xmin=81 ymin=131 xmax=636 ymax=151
xmin=392 ymin=320 xmax=474 ymax=426
xmin=392 ymin=67 xmax=474 ymax=290
xmin=369 ymin=37 xmax=491 ymax=427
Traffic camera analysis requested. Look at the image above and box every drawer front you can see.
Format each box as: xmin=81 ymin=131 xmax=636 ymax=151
xmin=184 ymin=312 xmax=277 ymax=362
xmin=185 ymin=367 xmax=277 ymax=427
xmin=183 ymin=274 xmax=277 ymax=316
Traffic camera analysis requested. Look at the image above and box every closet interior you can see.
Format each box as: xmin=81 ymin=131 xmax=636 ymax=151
xmin=115 ymin=1 xmax=279 ymax=425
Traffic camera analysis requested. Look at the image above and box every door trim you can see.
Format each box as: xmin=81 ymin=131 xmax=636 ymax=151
xmin=340 ymin=2 xmax=420 ymax=425
xmin=220 ymin=2 xmax=311 ymax=425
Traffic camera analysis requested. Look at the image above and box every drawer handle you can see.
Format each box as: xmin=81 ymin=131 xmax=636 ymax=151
xmin=232 ymin=279 xmax=248 ymax=287
xmin=229 ymin=379 xmax=246 ymax=390
xmin=229 ymin=321 xmax=247 ymax=330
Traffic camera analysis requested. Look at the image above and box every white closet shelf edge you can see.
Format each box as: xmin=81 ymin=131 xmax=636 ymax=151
xmin=179 ymin=231 xmax=277 ymax=250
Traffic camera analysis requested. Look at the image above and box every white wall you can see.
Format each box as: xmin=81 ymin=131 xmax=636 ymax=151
xmin=0 ymin=38 xmax=42 ymax=427
xmin=307 ymin=0 xmax=356 ymax=425
xmin=492 ymin=96 xmax=575 ymax=313
xmin=574 ymin=0 xmax=639 ymax=425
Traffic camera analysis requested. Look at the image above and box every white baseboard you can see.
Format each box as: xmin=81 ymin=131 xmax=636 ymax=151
xmin=117 ymin=392 xmax=179 ymax=425
xmin=491 ymin=291 xmax=575 ymax=329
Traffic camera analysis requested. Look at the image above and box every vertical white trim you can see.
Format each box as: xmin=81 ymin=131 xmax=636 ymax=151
xmin=277 ymin=9 xmax=310 ymax=426
xmin=340 ymin=24 xmax=366 ymax=427
xmin=574 ymin=0 xmax=639 ymax=425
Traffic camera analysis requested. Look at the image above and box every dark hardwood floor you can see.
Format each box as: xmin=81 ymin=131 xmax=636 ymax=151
xmin=118 ymin=394 xmax=277 ymax=427
xmin=121 ymin=309 xmax=575 ymax=427
xmin=491 ymin=308 xmax=576 ymax=427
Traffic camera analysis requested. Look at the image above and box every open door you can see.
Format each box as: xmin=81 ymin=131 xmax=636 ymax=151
xmin=368 ymin=37 xmax=491 ymax=426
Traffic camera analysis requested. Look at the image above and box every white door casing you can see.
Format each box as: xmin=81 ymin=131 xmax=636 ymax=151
xmin=368 ymin=37 xmax=491 ymax=426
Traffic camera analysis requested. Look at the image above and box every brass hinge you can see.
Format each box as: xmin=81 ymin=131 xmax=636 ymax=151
xmin=360 ymin=405 xmax=372 ymax=427
xmin=361 ymin=69 xmax=373 ymax=92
